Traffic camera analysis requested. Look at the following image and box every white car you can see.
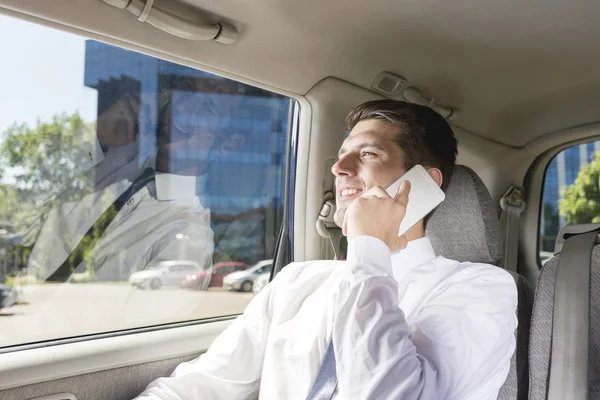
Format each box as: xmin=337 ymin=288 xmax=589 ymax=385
xmin=252 ymin=272 xmax=271 ymax=294
xmin=129 ymin=261 xmax=203 ymax=290
xmin=223 ymin=260 xmax=272 ymax=292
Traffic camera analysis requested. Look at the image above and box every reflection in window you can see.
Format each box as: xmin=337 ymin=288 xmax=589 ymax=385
xmin=0 ymin=19 xmax=292 ymax=348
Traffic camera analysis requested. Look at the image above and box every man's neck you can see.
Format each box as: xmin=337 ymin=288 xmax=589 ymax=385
xmin=405 ymin=220 xmax=425 ymax=242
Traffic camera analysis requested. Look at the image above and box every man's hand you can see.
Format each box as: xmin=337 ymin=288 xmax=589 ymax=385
xmin=343 ymin=181 xmax=410 ymax=253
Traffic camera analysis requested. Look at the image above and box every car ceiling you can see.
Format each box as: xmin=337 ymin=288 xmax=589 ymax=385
xmin=2 ymin=0 xmax=600 ymax=148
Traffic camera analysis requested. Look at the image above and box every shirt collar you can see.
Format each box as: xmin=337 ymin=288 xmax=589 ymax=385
xmin=94 ymin=143 xmax=139 ymax=186
xmin=390 ymin=237 xmax=437 ymax=282
xmin=154 ymin=173 xmax=198 ymax=201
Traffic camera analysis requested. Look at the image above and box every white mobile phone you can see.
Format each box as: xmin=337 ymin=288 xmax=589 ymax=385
xmin=363 ymin=164 xmax=445 ymax=236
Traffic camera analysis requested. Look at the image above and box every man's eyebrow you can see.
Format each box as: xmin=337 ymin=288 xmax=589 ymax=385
xmin=338 ymin=142 xmax=386 ymax=157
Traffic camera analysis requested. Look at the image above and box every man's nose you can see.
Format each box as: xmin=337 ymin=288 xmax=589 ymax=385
xmin=331 ymin=155 xmax=357 ymax=177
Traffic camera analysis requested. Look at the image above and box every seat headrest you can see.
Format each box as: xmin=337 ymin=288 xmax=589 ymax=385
xmin=425 ymin=165 xmax=503 ymax=264
xmin=554 ymin=223 xmax=600 ymax=254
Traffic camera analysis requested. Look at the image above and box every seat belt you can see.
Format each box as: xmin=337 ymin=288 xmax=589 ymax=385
xmin=316 ymin=192 xmax=344 ymax=260
xmin=316 ymin=159 xmax=346 ymax=260
xmin=46 ymin=168 xmax=155 ymax=282
xmin=547 ymin=226 xmax=600 ymax=400
xmin=499 ymin=185 xmax=526 ymax=271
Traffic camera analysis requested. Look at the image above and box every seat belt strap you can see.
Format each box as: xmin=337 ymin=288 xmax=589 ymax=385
xmin=316 ymin=159 xmax=345 ymax=260
xmin=316 ymin=194 xmax=344 ymax=260
xmin=547 ymin=227 xmax=599 ymax=400
xmin=500 ymin=185 xmax=526 ymax=271
xmin=46 ymin=168 xmax=155 ymax=282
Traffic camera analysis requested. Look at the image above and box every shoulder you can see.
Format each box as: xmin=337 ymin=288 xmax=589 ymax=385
xmin=437 ymin=257 xmax=516 ymax=287
xmin=272 ymin=259 xmax=345 ymax=283
xmin=432 ymin=257 xmax=518 ymax=310
xmin=263 ymin=259 xmax=346 ymax=300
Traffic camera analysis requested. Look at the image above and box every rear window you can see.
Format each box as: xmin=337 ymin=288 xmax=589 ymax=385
xmin=539 ymin=140 xmax=600 ymax=264
xmin=0 ymin=15 xmax=294 ymax=349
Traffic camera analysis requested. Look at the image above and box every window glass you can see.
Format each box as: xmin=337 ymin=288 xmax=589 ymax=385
xmin=0 ymin=15 xmax=292 ymax=348
xmin=258 ymin=265 xmax=272 ymax=273
xmin=539 ymin=140 xmax=600 ymax=265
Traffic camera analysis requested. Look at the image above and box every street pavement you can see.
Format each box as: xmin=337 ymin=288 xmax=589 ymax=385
xmin=0 ymin=283 xmax=254 ymax=348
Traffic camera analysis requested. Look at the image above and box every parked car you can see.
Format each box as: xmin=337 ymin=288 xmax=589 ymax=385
xmin=129 ymin=260 xmax=203 ymax=290
xmin=181 ymin=261 xmax=249 ymax=290
xmin=252 ymin=272 xmax=271 ymax=294
xmin=222 ymin=260 xmax=273 ymax=292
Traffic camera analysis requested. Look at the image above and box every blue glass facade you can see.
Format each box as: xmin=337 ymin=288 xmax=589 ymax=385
xmin=83 ymin=41 xmax=290 ymax=264
xmin=540 ymin=141 xmax=600 ymax=252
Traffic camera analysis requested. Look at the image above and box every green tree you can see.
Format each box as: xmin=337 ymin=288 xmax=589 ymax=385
xmin=0 ymin=113 xmax=98 ymax=280
xmin=559 ymin=152 xmax=600 ymax=224
xmin=0 ymin=112 xmax=96 ymax=204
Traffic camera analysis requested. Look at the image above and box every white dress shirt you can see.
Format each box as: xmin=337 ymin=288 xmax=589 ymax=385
xmin=90 ymin=172 xmax=213 ymax=280
xmin=137 ymin=236 xmax=518 ymax=400
xmin=28 ymin=155 xmax=213 ymax=281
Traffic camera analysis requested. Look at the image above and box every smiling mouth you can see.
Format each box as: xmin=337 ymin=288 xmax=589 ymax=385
xmin=338 ymin=188 xmax=364 ymax=199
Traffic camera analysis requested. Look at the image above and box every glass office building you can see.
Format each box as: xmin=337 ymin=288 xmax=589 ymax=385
xmin=84 ymin=41 xmax=290 ymax=264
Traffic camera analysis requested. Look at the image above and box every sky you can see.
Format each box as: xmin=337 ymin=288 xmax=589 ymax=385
xmin=0 ymin=14 xmax=98 ymax=182
xmin=0 ymin=15 xmax=98 ymax=138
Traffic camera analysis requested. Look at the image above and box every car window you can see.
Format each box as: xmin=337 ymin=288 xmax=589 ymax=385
xmin=216 ymin=266 xmax=229 ymax=274
xmin=233 ymin=266 xmax=246 ymax=272
xmin=539 ymin=140 xmax=600 ymax=265
xmin=258 ymin=265 xmax=272 ymax=273
xmin=0 ymin=15 xmax=294 ymax=349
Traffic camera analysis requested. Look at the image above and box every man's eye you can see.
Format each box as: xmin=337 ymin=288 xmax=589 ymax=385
xmin=362 ymin=152 xmax=376 ymax=157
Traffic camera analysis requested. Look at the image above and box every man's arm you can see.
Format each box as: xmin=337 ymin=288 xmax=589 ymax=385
xmin=332 ymin=236 xmax=517 ymax=400
xmin=135 ymin=275 xmax=277 ymax=399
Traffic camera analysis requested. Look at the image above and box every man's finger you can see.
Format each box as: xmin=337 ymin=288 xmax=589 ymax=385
xmin=361 ymin=185 xmax=390 ymax=199
xmin=394 ymin=181 xmax=411 ymax=207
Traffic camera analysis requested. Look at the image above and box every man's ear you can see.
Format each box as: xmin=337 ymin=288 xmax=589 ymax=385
xmin=427 ymin=167 xmax=443 ymax=188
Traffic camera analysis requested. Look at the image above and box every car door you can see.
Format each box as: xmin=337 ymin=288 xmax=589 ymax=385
xmin=163 ymin=265 xmax=182 ymax=286
xmin=178 ymin=265 xmax=199 ymax=286
xmin=212 ymin=266 xmax=231 ymax=287
xmin=0 ymin=5 xmax=298 ymax=398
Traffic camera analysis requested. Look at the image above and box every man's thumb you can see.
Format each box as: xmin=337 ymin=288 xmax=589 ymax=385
xmin=395 ymin=234 xmax=408 ymax=252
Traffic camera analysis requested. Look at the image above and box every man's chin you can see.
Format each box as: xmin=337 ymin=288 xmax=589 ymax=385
xmin=333 ymin=209 xmax=345 ymax=230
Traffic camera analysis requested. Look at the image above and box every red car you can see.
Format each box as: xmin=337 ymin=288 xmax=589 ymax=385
xmin=181 ymin=261 xmax=249 ymax=290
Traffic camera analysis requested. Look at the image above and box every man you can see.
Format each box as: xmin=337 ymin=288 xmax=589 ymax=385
xmin=27 ymin=88 xmax=215 ymax=284
xmin=136 ymin=100 xmax=518 ymax=399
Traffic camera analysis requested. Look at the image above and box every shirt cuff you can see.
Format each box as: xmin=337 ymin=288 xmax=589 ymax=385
xmin=346 ymin=236 xmax=393 ymax=276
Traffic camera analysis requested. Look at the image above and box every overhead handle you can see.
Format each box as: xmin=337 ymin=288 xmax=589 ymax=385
xmin=102 ymin=0 xmax=238 ymax=44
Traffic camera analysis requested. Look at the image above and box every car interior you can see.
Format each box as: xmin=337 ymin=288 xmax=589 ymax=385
xmin=0 ymin=0 xmax=600 ymax=399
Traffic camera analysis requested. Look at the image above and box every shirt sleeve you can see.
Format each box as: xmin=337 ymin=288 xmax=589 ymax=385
xmin=134 ymin=273 xmax=278 ymax=400
xmin=332 ymin=235 xmax=518 ymax=400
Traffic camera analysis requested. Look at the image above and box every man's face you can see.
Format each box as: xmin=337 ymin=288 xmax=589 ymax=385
xmin=96 ymin=96 xmax=139 ymax=147
xmin=332 ymin=119 xmax=407 ymax=227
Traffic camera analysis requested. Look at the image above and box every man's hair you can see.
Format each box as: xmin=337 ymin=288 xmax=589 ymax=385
xmin=346 ymin=99 xmax=458 ymax=191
